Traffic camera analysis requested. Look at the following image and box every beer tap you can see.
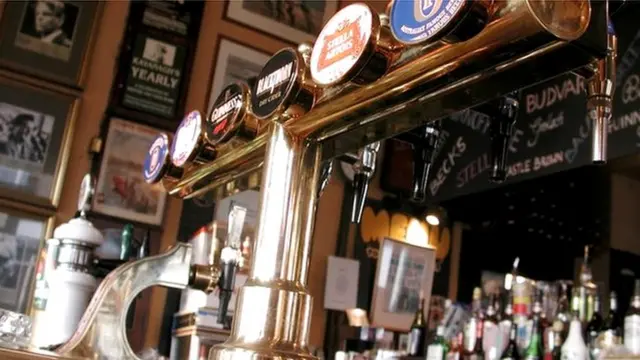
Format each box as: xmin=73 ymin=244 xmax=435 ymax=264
xmin=317 ymin=160 xmax=333 ymax=199
xmin=409 ymin=122 xmax=442 ymax=203
xmin=586 ymin=18 xmax=617 ymax=164
xmin=350 ymin=142 xmax=381 ymax=223
xmin=216 ymin=204 xmax=247 ymax=324
xmin=478 ymin=93 xmax=520 ymax=183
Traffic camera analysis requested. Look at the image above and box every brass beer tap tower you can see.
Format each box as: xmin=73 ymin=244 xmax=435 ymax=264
xmin=162 ymin=1 xmax=613 ymax=360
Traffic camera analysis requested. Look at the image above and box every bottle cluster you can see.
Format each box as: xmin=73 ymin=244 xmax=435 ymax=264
xmin=421 ymin=250 xmax=640 ymax=360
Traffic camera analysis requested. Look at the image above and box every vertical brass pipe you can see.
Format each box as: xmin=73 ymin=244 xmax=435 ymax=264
xmin=210 ymin=122 xmax=321 ymax=360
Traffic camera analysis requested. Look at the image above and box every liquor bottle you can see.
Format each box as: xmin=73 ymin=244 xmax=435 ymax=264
xmin=560 ymin=290 xmax=588 ymax=360
xmin=501 ymin=311 xmax=520 ymax=360
xmin=523 ymin=291 xmax=545 ymax=360
xmin=464 ymin=287 xmax=484 ymax=358
xmin=577 ymin=246 xmax=596 ymax=323
xmin=484 ymin=294 xmax=501 ymax=360
xmin=624 ymin=279 xmax=640 ymax=354
xmin=601 ymin=291 xmax=621 ymax=346
xmin=472 ymin=324 xmax=485 ymax=360
xmin=428 ymin=323 xmax=450 ymax=360
xmin=585 ymin=293 xmax=603 ymax=360
xmin=552 ymin=282 xmax=571 ymax=344
xmin=499 ymin=293 xmax=514 ymax=356
xmin=407 ymin=292 xmax=427 ymax=357
xmin=550 ymin=332 xmax=562 ymax=360
xmin=449 ymin=332 xmax=464 ymax=360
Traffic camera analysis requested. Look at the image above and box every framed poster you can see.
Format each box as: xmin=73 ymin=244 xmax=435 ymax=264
xmin=119 ymin=31 xmax=188 ymax=122
xmin=0 ymin=1 xmax=102 ymax=88
xmin=93 ymin=118 xmax=167 ymax=226
xmin=0 ymin=76 xmax=78 ymax=208
xmin=207 ymin=37 xmax=271 ymax=113
xmin=224 ymin=1 xmax=338 ymax=46
xmin=0 ymin=203 xmax=54 ymax=314
xmin=370 ymin=237 xmax=436 ymax=331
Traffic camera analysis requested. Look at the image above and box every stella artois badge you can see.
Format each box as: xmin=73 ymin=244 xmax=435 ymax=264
xmin=310 ymin=3 xmax=374 ymax=86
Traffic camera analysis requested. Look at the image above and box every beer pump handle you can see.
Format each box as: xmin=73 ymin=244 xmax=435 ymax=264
xmin=410 ymin=123 xmax=441 ymax=202
xmin=350 ymin=142 xmax=381 ymax=223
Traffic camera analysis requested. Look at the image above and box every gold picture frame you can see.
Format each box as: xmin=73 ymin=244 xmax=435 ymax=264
xmin=0 ymin=74 xmax=79 ymax=209
xmin=0 ymin=1 xmax=103 ymax=89
xmin=0 ymin=199 xmax=55 ymax=316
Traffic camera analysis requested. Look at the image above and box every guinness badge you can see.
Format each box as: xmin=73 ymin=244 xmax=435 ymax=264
xmin=143 ymin=133 xmax=171 ymax=184
xmin=251 ymin=48 xmax=314 ymax=120
xmin=77 ymin=173 xmax=95 ymax=213
xmin=310 ymin=3 xmax=375 ymax=86
xmin=206 ymin=82 xmax=258 ymax=145
xmin=389 ymin=0 xmax=473 ymax=45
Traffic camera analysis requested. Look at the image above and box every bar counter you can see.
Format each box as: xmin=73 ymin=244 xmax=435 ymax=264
xmin=0 ymin=347 xmax=82 ymax=360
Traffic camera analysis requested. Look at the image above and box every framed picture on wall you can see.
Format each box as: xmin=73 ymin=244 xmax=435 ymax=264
xmin=225 ymin=0 xmax=338 ymax=44
xmin=207 ymin=37 xmax=271 ymax=114
xmin=0 ymin=203 xmax=54 ymax=314
xmin=0 ymin=76 xmax=78 ymax=208
xmin=93 ymin=118 xmax=168 ymax=226
xmin=370 ymin=237 xmax=437 ymax=331
xmin=0 ymin=1 xmax=102 ymax=88
xmin=224 ymin=1 xmax=338 ymax=45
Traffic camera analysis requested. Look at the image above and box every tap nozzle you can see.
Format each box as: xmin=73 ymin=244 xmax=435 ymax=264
xmin=317 ymin=160 xmax=333 ymax=199
xmin=350 ymin=142 xmax=381 ymax=223
xmin=217 ymin=247 xmax=241 ymax=325
xmin=410 ymin=123 xmax=442 ymax=203
xmin=482 ymin=95 xmax=519 ymax=183
xmin=586 ymin=24 xmax=616 ymax=164
xmin=188 ymin=263 xmax=221 ymax=295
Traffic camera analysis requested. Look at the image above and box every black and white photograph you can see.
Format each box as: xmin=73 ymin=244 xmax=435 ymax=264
xmin=0 ymin=103 xmax=53 ymax=170
xmin=0 ymin=78 xmax=77 ymax=208
xmin=0 ymin=1 xmax=100 ymax=87
xmin=0 ymin=209 xmax=49 ymax=313
xmin=15 ymin=0 xmax=80 ymax=62
xmin=207 ymin=38 xmax=271 ymax=113
xmin=225 ymin=0 xmax=338 ymax=44
xmin=142 ymin=37 xmax=176 ymax=67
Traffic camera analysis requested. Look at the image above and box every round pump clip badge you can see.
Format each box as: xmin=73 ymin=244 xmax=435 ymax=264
xmin=206 ymin=83 xmax=247 ymax=145
xmin=310 ymin=3 xmax=374 ymax=87
xmin=251 ymin=48 xmax=300 ymax=120
xmin=171 ymin=110 xmax=203 ymax=168
xmin=143 ymin=133 xmax=171 ymax=184
xmin=389 ymin=0 xmax=468 ymax=45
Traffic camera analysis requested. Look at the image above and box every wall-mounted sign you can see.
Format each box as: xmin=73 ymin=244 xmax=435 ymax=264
xmin=144 ymin=133 xmax=178 ymax=184
xmin=310 ymin=3 xmax=374 ymax=86
xmin=121 ymin=33 xmax=187 ymax=120
xmin=170 ymin=110 xmax=215 ymax=168
xmin=251 ymin=48 xmax=314 ymax=120
xmin=389 ymin=0 xmax=469 ymax=45
xmin=206 ymin=82 xmax=258 ymax=145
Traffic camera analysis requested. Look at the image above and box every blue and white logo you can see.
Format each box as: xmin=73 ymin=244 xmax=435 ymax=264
xmin=390 ymin=0 xmax=466 ymax=45
xmin=143 ymin=133 xmax=169 ymax=183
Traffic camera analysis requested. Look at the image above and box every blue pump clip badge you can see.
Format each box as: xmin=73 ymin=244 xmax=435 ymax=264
xmin=143 ymin=133 xmax=169 ymax=183
xmin=390 ymin=0 xmax=466 ymax=45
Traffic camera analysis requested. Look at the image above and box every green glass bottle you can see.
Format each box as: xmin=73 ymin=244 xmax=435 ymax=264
xmin=524 ymin=292 xmax=545 ymax=360
xmin=427 ymin=324 xmax=450 ymax=360
xmin=119 ymin=224 xmax=134 ymax=260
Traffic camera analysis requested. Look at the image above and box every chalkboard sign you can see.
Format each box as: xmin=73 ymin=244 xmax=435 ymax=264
xmin=384 ymin=8 xmax=640 ymax=203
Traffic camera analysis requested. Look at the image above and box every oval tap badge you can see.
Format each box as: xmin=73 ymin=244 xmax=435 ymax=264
xmin=310 ymin=3 xmax=374 ymax=86
xmin=171 ymin=111 xmax=202 ymax=167
xmin=206 ymin=83 xmax=246 ymax=145
xmin=251 ymin=49 xmax=299 ymax=120
xmin=389 ymin=0 xmax=467 ymax=45
xmin=143 ymin=133 xmax=170 ymax=184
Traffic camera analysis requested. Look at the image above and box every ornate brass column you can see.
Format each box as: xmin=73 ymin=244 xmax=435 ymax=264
xmin=210 ymin=121 xmax=321 ymax=360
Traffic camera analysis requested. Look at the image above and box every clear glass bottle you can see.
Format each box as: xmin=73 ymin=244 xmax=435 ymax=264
xmin=601 ymin=291 xmax=622 ymax=346
xmin=484 ymin=294 xmax=501 ymax=360
xmin=560 ymin=290 xmax=588 ymax=360
xmin=624 ymin=279 xmax=640 ymax=355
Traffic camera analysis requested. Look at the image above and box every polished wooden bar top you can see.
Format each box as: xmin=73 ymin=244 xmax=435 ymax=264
xmin=0 ymin=346 xmax=83 ymax=360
